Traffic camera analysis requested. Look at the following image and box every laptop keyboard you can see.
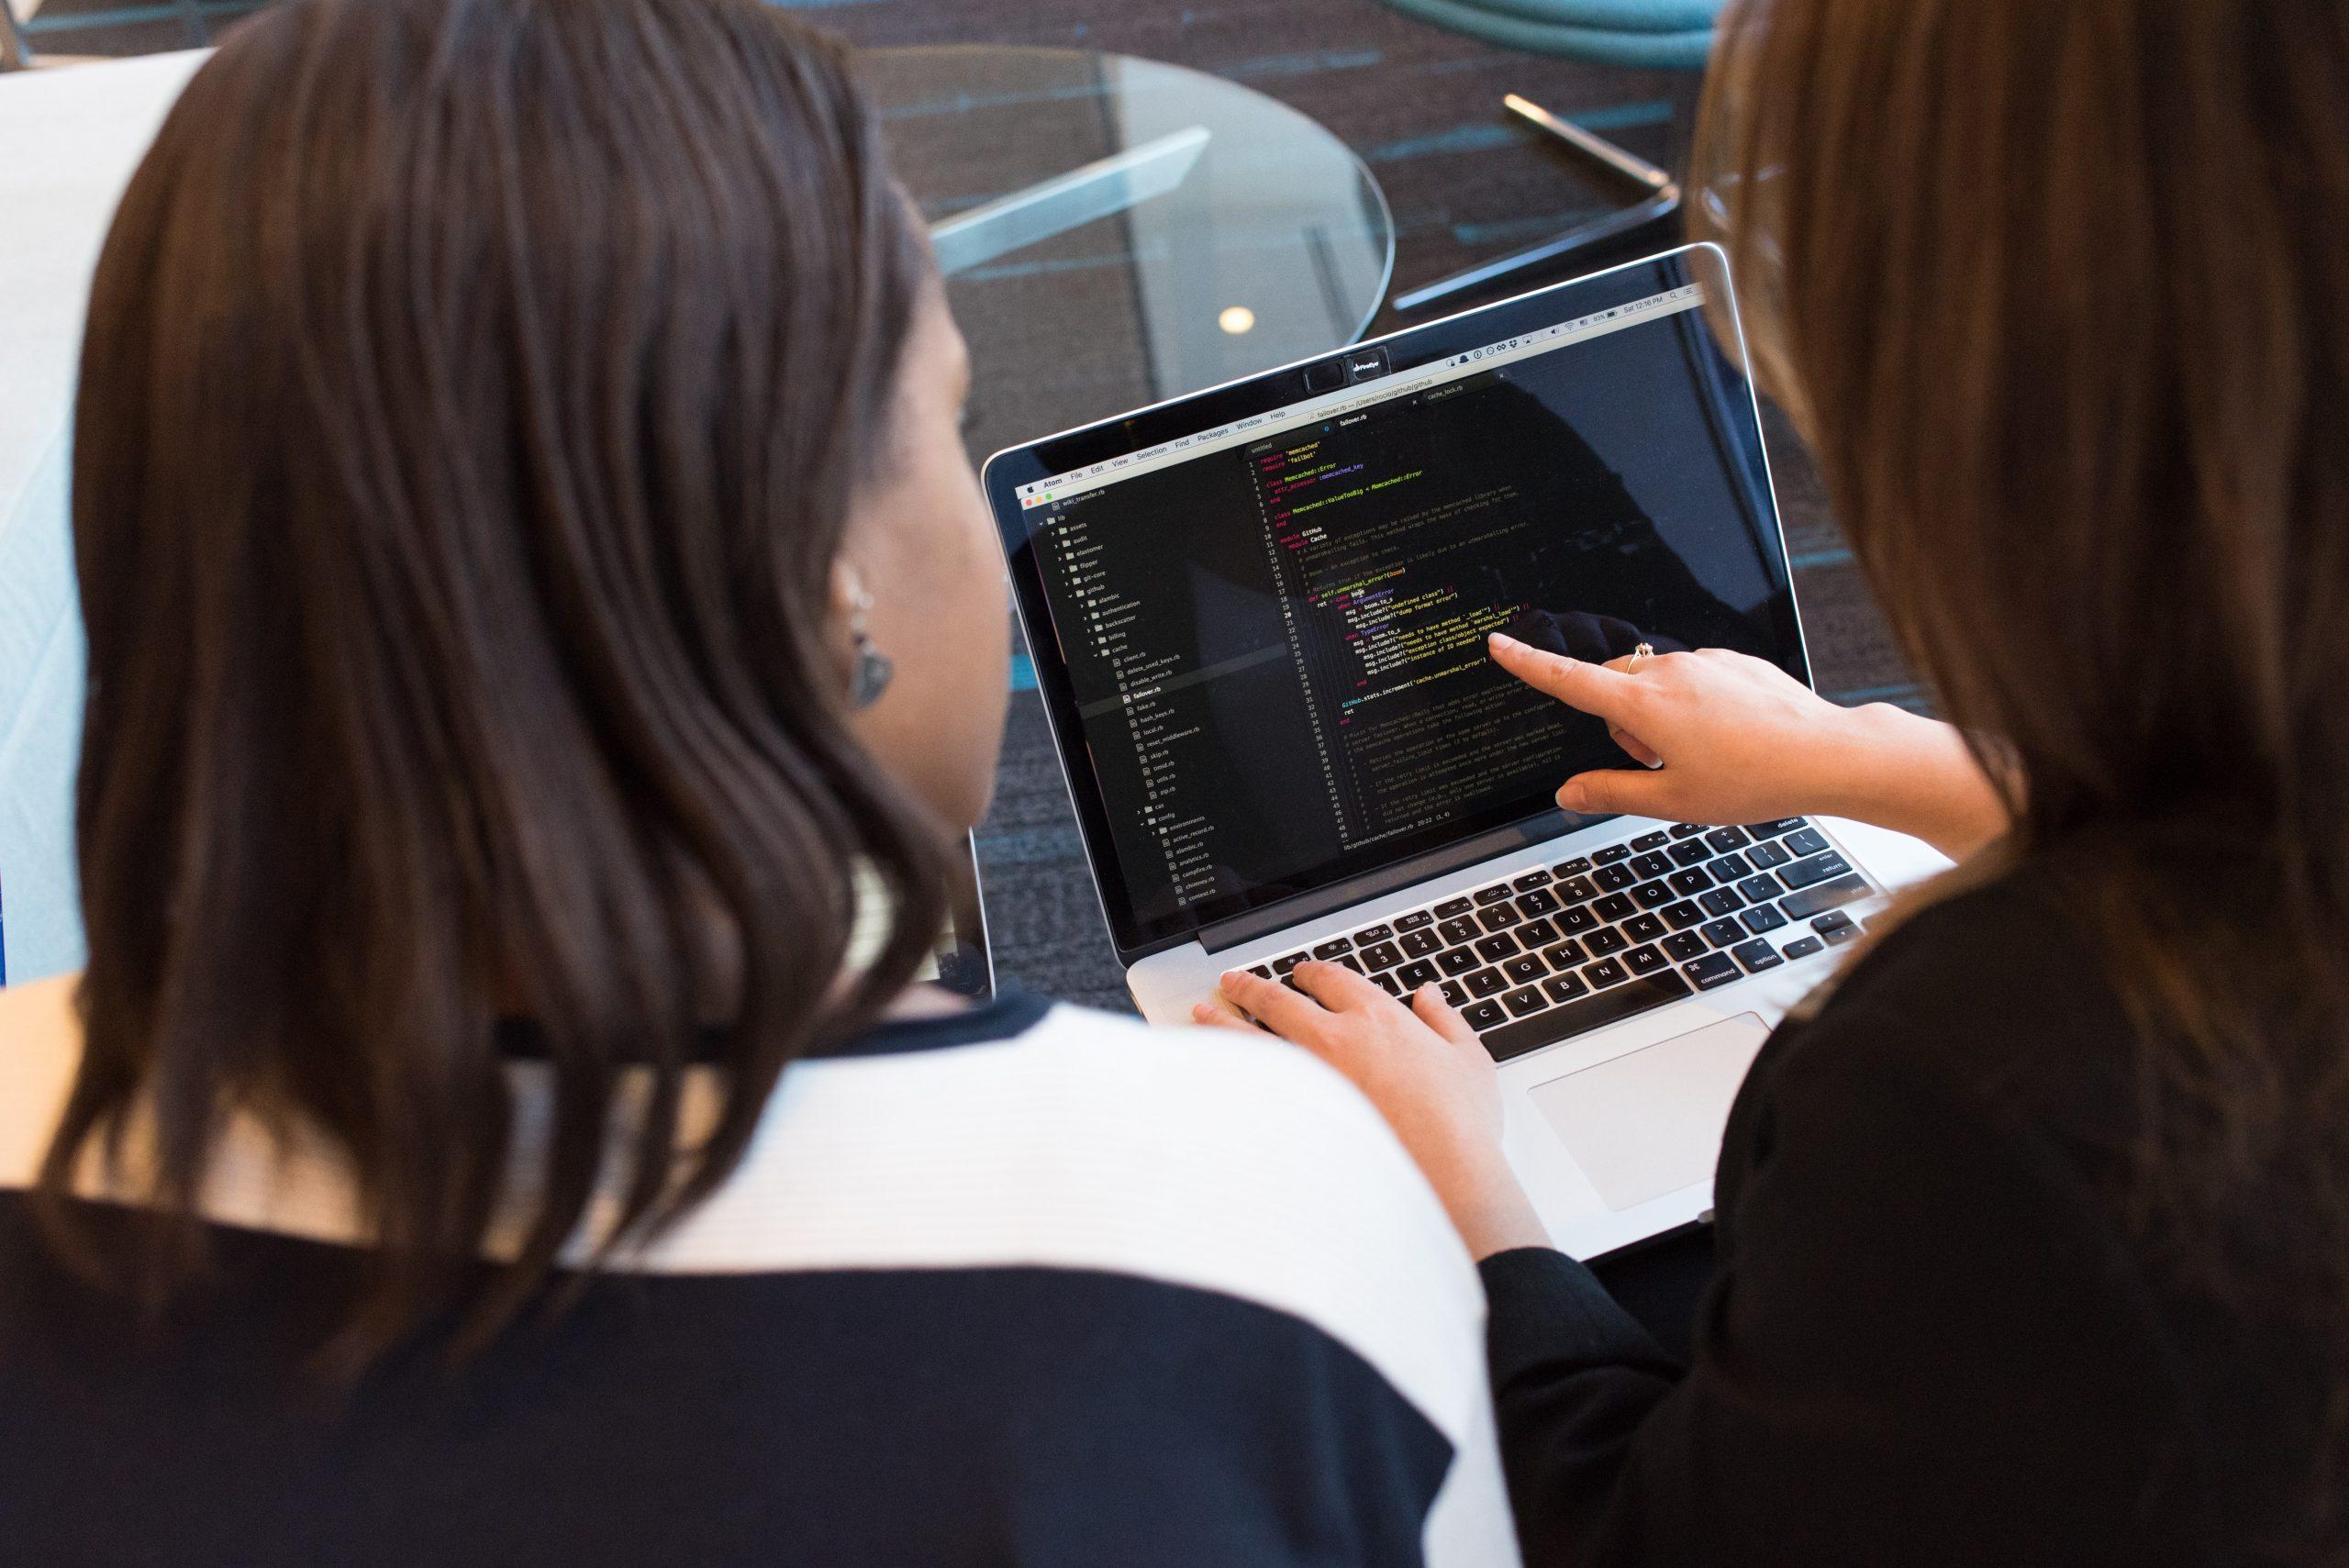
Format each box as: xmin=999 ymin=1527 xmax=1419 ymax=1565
xmin=1245 ymin=818 xmax=1875 ymax=1064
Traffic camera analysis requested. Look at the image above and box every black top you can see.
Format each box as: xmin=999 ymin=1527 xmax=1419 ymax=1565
xmin=0 ymin=988 xmax=1514 ymax=1567
xmin=1480 ymin=870 xmax=2334 ymax=1566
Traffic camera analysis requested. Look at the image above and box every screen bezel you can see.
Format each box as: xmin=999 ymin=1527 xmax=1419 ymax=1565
xmin=984 ymin=244 xmax=1814 ymax=963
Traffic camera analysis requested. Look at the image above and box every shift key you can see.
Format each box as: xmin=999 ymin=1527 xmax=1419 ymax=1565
xmin=1779 ymin=873 xmax=1872 ymax=920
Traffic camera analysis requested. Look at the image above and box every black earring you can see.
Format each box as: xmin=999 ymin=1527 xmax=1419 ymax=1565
xmin=847 ymin=584 xmax=894 ymax=710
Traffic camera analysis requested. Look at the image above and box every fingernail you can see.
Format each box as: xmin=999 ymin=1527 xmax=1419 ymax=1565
xmin=1219 ymin=970 xmax=1241 ymax=989
xmin=1488 ymin=632 xmax=1520 ymax=652
xmin=1558 ymin=782 xmax=1587 ymax=809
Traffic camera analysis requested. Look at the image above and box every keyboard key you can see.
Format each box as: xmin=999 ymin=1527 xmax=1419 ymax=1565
xmin=1474 ymin=933 xmax=1520 ymax=963
xmin=1542 ymin=973 xmax=1591 ymax=1005
xmin=1504 ymin=954 xmax=1549 ymax=985
xmin=1705 ymin=827 xmax=1753 ymax=853
xmin=1438 ymin=917 xmax=1480 ymax=945
xmin=1516 ymin=887 xmax=1563 ymax=917
xmin=1399 ymin=929 xmax=1442 ymax=959
xmin=1700 ymin=917 xmax=1746 ymax=949
xmin=1512 ymin=870 xmax=1554 ymax=891
xmin=1516 ymin=917 xmax=1560 ymax=948
xmin=1583 ymin=957 xmax=1631 ymax=988
xmin=1661 ymin=900 xmax=1705 ymax=930
xmin=1623 ymin=943 xmax=1669 ymax=976
xmin=1781 ymin=873 xmax=1872 ymax=920
xmin=1736 ymin=873 xmax=1784 ymax=904
xmin=1556 ymin=905 xmax=1600 ymax=935
xmin=1441 ymin=979 xmax=1470 ymax=1006
xmin=1822 ymin=922 xmax=1862 ymax=947
xmin=1480 ymin=970 xmax=1695 ymax=1063
xmin=1668 ymin=840 xmax=1714 ymax=868
xmin=1668 ymin=867 xmax=1714 ymax=896
xmin=1554 ymin=875 xmax=1598 ymax=904
xmin=1312 ymin=938 xmax=1353 ymax=959
xmin=1698 ymin=887 xmax=1744 ymax=917
xmin=1474 ymin=884 xmax=1516 ymax=906
xmin=1684 ymin=953 xmax=1741 ymax=990
xmin=1541 ymin=940 xmax=1589 ymax=970
xmin=1434 ymin=897 xmax=1474 ymax=918
xmin=1632 ymin=880 xmax=1675 ymax=910
xmin=1397 ymin=960 xmax=1441 ymax=989
xmin=1783 ymin=827 xmax=1831 ymax=857
xmin=1662 ymin=930 xmax=1708 ymax=962
xmin=1744 ymin=841 xmax=1792 ymax=871
xmin=1630 ymin=830 xmax=1672 ymax=851
xmin=1478 ymin=904 xmax=1523 ymax=932
xmin=1336 ymin=955 xmax=1365 ymax=973
xmin=1373 ymin=972 xmax=1404 ymax=995
xmin=1594 ymin=863 xmax=1637 ymax=892
xmin=1629 ymin=851 xmax=1675 ymax=880
xmin=1783 ymin=936 xmax=1825 ymax=960
xmin=1395 ymin=910 xmax=1435 ymax=932
xmin=1359 ymin=941 xmax=1405 ymax=971
xmin=1463 ymin=998 xmax=1508 ymax=1031
xmin=1552 ymin=856 xmax=1593 ymax=876
xmin=1741 ymin=904 xmax=1789 ymax=935
xmin=1247 ymin=964 xmax=1274 ymax=980
xmin=1272 ymin=952 xmax=1307 ymax=974
xmin=1500 ymin=984 xmax=1550 ymax=1019
xmin=1731 ymin=939 xmax=1785 ymax=973
xmin=1624 ymin=913 xmax=1667 ymax=943
xmin=1592 ymin=845 xmax=1632 ymax=865
xmin=1437 ymin=948 xmax=1480 ymax=976
xmin=1585 ymin=927 xmax=1631 ymax=957
xmin=1811 ymin=909 xmax=1856 ymax=934
xmin=1744 ymin=818 xmax=1807 ymax=839
xmin=1352 ymin=923 xmax=1394 ymax=944
xmin=1465 ymin=966 xmax=1511 ymax=999
xmin=1711 ymin=852 xmax=1753 ymax=882
xmin=1776 ymin=851 xmax=1854 ymax=891
xmin=1593 ymin=893 xmax=1637 ymax=923
xmin=1668 ymin=822 xmax=1708 ymax=839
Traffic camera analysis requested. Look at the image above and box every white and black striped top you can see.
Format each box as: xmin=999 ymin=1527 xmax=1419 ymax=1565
xmin=0 ymin=975 xmax=1519 ymax=1567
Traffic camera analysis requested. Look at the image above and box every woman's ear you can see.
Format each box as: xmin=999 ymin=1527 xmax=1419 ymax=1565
xmin=828 ymin=555 xmax=863 ymax=627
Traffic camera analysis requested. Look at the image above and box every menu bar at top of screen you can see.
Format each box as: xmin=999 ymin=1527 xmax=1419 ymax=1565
xmin=1014 ymin=283 xmax=1707 ymax=508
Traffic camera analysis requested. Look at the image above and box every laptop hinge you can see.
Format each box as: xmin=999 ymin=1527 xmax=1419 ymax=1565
xmin=1197 ymin=808 xmax=1608 ymax=955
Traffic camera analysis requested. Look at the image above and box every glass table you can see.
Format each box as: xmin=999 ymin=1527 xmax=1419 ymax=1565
xmin=860 ymin=46 xmax=1395 ymax=462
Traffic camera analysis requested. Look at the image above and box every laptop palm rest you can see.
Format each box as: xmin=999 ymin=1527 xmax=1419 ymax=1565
xmin=1526 ymin=1013 xmax=1770 ymax=1212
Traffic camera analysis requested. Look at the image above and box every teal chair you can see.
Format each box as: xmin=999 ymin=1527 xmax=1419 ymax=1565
xmin=1378 ymin=0 xmax=1721 ymax=70
xmin=1376 ymin=0 xmax=1725 ymax=310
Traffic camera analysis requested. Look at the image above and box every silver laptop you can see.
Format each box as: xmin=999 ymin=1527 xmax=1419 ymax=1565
xmin=983 ymin=245 xmax=1944 ymax=1259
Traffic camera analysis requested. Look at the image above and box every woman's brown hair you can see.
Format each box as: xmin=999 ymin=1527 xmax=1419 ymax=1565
xmin=47 ymin=0 xmax=947 ymax=1364
xmin=1696 ymin=0 xmax=2349 ymax=1533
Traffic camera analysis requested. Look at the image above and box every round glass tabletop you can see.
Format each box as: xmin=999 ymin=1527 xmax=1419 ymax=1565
xmin=860 ymin=46 xmax=1395 ymax=462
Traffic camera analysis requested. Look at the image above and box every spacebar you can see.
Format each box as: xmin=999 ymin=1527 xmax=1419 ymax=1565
xmin=1478 ymin=972 xmax=1695 ymax=1065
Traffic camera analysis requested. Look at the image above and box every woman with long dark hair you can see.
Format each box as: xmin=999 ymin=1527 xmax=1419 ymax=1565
xmin=1213 ymin=1 xmax=2349 ymax=1562
xmin=0 ymin=3 xmax=1516 ymax=1562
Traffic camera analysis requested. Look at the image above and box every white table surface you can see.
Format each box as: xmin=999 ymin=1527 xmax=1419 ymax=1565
xmin=0 ymin=50 xmax=206 ymax=984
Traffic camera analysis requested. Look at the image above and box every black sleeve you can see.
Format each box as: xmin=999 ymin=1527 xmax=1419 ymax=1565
xmin=1479 ymin=1006 xmax=2193 ymax=1568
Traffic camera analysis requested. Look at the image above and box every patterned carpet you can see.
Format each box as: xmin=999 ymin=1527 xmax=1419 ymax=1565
xmin=16 ymin=0 xmax=1914 ymax=1011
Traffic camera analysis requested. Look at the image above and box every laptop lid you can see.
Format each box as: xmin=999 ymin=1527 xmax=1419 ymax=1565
xmin=985 ymin=245 xmax=1810 ymax=965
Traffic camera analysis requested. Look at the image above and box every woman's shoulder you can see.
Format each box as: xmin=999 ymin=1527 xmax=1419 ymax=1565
xmin=667 ymin=995 xmax=1492 ymax=1431
xmin=1765 ymin=865 xmax=2143 ymax=1152
xmin=0 ymin=973 xmax=82 ymax=1191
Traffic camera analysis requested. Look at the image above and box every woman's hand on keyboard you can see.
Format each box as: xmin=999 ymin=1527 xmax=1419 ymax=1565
xmin=1486 ymin=633 xmax=2009 ymax=862
xmin=1197 ymin=963 xmax=1551 ymax=1260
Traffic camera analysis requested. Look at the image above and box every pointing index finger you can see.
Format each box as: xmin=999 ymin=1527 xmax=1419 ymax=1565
xmin=1488 ymin=632 xmax=1642 ymax=722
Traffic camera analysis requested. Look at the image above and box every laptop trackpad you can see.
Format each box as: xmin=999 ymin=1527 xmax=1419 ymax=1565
xmin=1526 ymin=1013 xmax=1770 ymax=1212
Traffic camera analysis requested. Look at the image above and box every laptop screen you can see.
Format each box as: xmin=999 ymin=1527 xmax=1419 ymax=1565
xmin=992 ymin=250 xmax=1805 ymax=956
